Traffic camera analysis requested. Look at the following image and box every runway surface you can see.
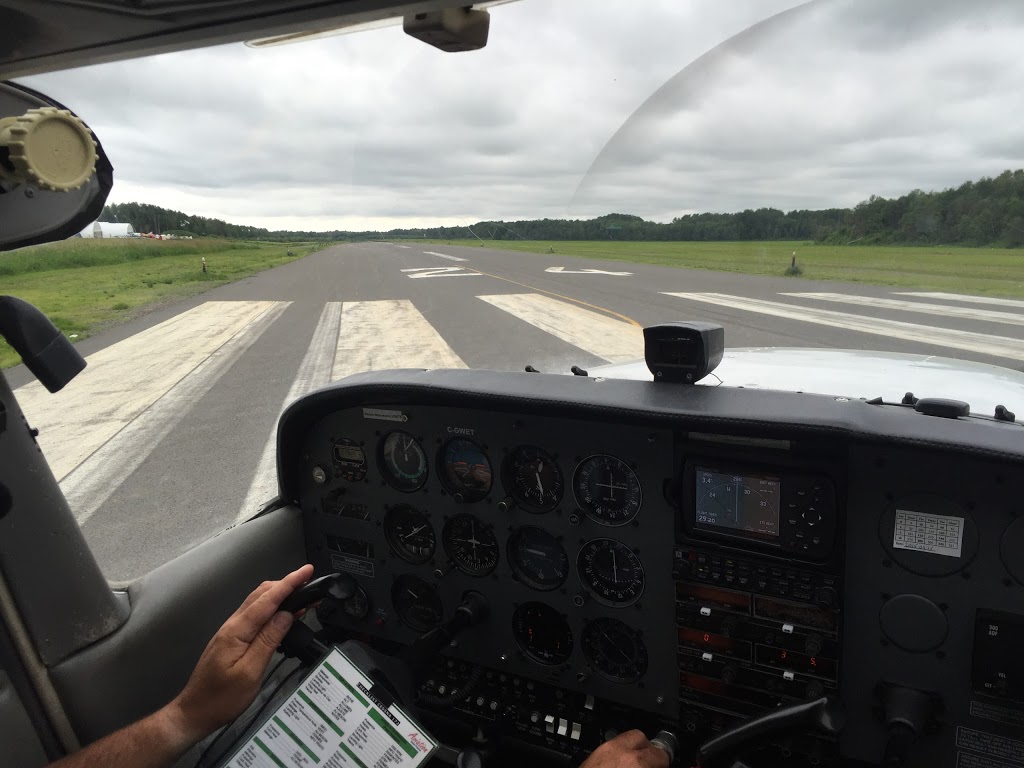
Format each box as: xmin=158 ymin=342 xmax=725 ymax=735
xmin=6 ymin=242 xmax=1022 ymax=579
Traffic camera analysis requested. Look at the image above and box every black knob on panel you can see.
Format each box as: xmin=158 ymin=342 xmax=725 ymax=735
xmin=721 ymin=665 xmax=738 ymax=685
xmin=804 ymin=633 xmax=824 ymax=656
xmin=814 ymin=587 xmax=837 ymax=608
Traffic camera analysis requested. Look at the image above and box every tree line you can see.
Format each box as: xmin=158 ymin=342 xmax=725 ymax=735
xmin=101 ymin=168 xmax=1024 ymax=246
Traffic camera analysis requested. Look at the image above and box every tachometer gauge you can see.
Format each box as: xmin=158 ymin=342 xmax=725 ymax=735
xmin=573 ymin=455 xmax=642 ymax=526
xmin=439 ymin=438 xmax=492 ymax=502
xmin=384 ymin=505 xmax=435 ymax=564
xmin=332 ymin=438 xmax=367 ymax=482
xmin=379 ymin=431 xmax=428 ymax=492
xmin=442 ymin=514 xmax=499 ymax=576
xmin=577 ymin=538 xmax=645 ymax=607
xmin=392 ymin=574 xmax=443 ymax=632
xmin=507 ymin=526 xmax=569 ymax=591
xmin=512 ymin=602 xmax=573 ymax=665
xmin=582 ymin=618 xmax=648 ymax=683
xmin=504 ymin=446 xmax=563 ymax=512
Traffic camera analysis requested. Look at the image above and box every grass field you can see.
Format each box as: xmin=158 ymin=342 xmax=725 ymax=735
xmin=418 ymin=239 xmax=1024 ymax=297
xmin=0 ymin=238 xmax=320 ymax=369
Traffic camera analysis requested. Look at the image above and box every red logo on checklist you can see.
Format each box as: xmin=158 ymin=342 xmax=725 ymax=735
xmin=408 ymin=734 xmax=429 ymax=752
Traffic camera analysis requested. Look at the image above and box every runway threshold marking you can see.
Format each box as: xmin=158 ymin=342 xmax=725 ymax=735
xmin=237 ymin=302 xmax=342 ymax=524
xmin=16 ymin=301 xmax=288 ymax=484
xmin=478 ymin=293 xmax=643 ymax=364
xmin=468 ymin=267 xmax=642 ymax=328
xmin=333 ymin=300 xmax=467 ymax=380
xmin=784 ymin=293 xmax=1024 ymax=326
xmin=893 ymin=292 xmax=1024 ymax=310
xmin=62 ymin=301 xmax=290 ymax=525
xmin=665 ymin=293 xmax=1024 ymax=361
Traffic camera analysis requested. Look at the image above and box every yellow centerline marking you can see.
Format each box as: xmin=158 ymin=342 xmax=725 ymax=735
xmin=466 ymin=266 xmax=642 ymax=328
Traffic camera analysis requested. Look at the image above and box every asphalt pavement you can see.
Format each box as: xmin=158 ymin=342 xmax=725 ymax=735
xmin=6 ymin=242 xmax=1024 ymax=579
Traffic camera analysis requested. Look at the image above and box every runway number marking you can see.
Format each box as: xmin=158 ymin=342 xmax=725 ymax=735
xmin=402 ymin=267 xmax=479 ymax=279
xmin=545 ymin=266 xmax=632 ymax=276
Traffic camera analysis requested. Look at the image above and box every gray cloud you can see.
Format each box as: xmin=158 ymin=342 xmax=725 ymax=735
xmin=19 ymin=0 xmax=1024 ymax=231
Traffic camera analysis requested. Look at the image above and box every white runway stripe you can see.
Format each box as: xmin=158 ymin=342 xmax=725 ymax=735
xmin=237 ymin=302 xmax=342 ymax=524
xmin=60 ymin=301 xmax=290 ymax=524
xmin=333 ymin=300 xmax=466 ymax=380
xmin=665 ymin=293 xmax=1024 ymax=361
xmin=16 ymin=301 xmax=286 ymax=482
xmin=893 ymin=292 xmax=1024 ymax=310
xmin=423 ymin=251 xmax=467 ymax=262
xmin=478 ymin=293 xmax=643 ymax=363
xmin=784 ymin=293 xmax=1024 ymax=326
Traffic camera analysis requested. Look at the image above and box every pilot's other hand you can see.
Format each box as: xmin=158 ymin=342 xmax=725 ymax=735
xmin=165 ymin=563 xmax=315 ymax=743
xmin=580 ymin=730 xmax=671 ymax=768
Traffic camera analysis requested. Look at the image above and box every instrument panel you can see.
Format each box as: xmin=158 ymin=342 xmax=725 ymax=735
xmin=285 ymin=371 xmax=1024 ymax=768
xmin=298 ymin=406 xmax=679 ymax=716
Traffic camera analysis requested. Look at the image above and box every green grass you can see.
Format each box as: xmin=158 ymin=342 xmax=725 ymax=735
xmin=415 ymin=239 xmax=1024 ymax=297
xmin=0 ymin=238 xmax=322 ymax=369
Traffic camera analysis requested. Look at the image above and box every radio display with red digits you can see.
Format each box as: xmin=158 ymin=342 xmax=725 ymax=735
xmin=755 ymin=645 xmax=838 ymax=680
xmin=678 ymin=628 xmax=752 ymax=660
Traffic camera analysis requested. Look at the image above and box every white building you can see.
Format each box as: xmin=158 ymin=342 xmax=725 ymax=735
xmin=78 ymin=221 xmax=136 ymax=238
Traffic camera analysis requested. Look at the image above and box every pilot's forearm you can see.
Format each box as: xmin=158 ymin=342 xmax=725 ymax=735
xmin=48 ymin=701 xmax=198 ymax=768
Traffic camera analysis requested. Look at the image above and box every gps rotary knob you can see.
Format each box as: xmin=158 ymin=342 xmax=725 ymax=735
xmin=0 ymin=107 xmax=98 ymax=191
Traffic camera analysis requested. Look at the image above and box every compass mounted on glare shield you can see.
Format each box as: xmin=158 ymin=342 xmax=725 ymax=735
xmin=644 ymin=321 xmax=725 ymax=384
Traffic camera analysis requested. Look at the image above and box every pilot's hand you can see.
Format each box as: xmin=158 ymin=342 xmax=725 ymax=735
xmin=165 ymin=563 xmax=315 ymax=743
xmin=580 ymin=730 xmax=671 ymax=768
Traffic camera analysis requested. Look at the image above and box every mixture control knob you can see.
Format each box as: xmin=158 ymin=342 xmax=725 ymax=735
xmin=814 ymin=586 xmax=837 ymax=608
xmin=804 ymin=633 xmax=824 ymax=656
xmin=0 ymin=107 xmax=98 ymax=191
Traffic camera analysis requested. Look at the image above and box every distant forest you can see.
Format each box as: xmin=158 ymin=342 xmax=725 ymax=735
xmin=101 ymin=168 xmax=1024 ymax=246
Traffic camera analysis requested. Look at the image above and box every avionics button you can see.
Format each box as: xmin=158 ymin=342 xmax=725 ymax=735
xmin=702 ymin=652 xmax=713 ymax=662
xmin=585 ymin=695 xmax=595 ymax=711
xmin=558 ymin=718 xmax=568 ymax=737
xmin=545 ymin=715 xmax=555 ymax=733
xmin=782 ymin=624 xmax=795 ymax=634
xmin=700 ymin=607 xmax=712 ymax=617
xmin=571 ymin=723 xmax=582 ymax=741
xmin=783 ymin=671 xmax=795 ymax=681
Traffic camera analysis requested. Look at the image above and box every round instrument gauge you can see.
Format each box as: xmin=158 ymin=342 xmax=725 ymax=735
xmin=582 ymin=618 xmax=648 ymax=683
xmin=342 ymin=585 xmax=370 ymax=620
xmin=512 ymin=602 xmax=573 ymax=665
xmin=379 ymin=431 xmax=428 ymax=492
xmin=332 ymin=438 xmax=367 ymax=482
xmin=573 ymin=455 xmax=642 ymax=526
xmin=438 ymin=438 xmax=492 ymax=502
xmin=577 ymin=538 xmax=645 ymax=607
xmin=507 ymin=526 xmax=569 ymax=591
xmin=504 ymin=446 xmax=563 ymax=513
xmin=384 ymin=505 xmax=435 ymax=564
xmin=391 ymin=575 xmax=443 ymax=632
xmin=442 ymin=514 xmax=500 ymax=576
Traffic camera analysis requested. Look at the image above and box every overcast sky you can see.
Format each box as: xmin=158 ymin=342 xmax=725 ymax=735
xmin=20 ymin=0 xmax=1024 ymax=232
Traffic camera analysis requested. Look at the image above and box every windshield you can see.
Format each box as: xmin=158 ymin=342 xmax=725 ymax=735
xmin=5 ymin=0 xmax=1024 ymax=580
